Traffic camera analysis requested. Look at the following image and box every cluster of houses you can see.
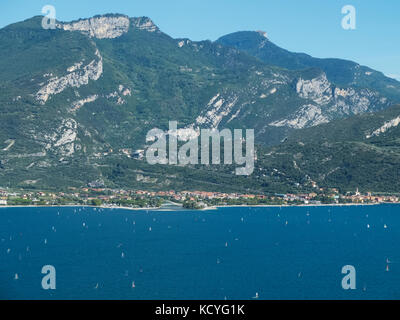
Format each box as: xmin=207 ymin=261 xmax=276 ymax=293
xmin=283 ymin=188 xmax=399 ymax=204
xmin=0 ymin=189 xmax=7 ymax=205
xmin=0 ymin=186 xmax=399 ymax=206
xmin=129 ymin=190 xmax=266 ymax=202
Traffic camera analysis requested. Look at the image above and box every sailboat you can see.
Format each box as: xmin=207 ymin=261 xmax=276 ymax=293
xmin=386 ymin=265 xmax=390 ymax=272
xmin=252 ymin=292 xmax=259 ymax=299
xmin=14 ymin=273 xmax=19 ymax=280
xmin=132 ymin=281 xmax=136 ymax=288
xmin=362 ymin=284 xmax=367 ymax=292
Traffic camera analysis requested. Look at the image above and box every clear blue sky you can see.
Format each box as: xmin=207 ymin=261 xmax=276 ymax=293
xmin=1 ymin=0 xmax=399 ymax=80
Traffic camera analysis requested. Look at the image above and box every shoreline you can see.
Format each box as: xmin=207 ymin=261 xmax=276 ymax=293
xmin=209 ymin=202 xmax=384 ymax=209
xmin=0 ymin=202 xmax=396 ymax=211
xmin=0 ymin=204 xmax=161 ymax=211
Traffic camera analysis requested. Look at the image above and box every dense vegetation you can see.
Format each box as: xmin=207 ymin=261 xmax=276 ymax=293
xmin=1 ymin=15 xmax=400 ymax=194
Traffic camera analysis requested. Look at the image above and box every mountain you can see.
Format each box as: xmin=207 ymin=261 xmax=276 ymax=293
xmin=217 ymin=31 xmax=400 ymax=100
xmin=1 ymin=14 xmax=400 ymax=193
xmin=256 ymin=103 xmax=400 ymax=193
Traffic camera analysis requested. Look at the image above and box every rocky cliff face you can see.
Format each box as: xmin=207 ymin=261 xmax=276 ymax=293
xmin=186 ymin=69 xmax=391 ymax=134
xmin=366 ymin=115 xmax=400 ymax=138
xmin=57 ymin=15 xmax=159 ymax=40
xmin=57 ymin=15 xmax=130 ymax=39
xmin=131 ymin=17 xmax=159 ymax=33
xmin=35 ymin=48 xmax=103 ymax=104
xmin=268 ymin=72 xmax=390 ymax=129
xmin=44 ymin=119 xmax=78 ymax=157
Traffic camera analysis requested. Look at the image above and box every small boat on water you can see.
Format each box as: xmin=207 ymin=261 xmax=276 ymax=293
xmin=14 ymin=273 xmax=19 ymax=280
xmin=362 ymin=284 xmax=367 ymax=292
xmin=252 ymin=292 xmax=259 ymax=299
xmin=132 ymin=281 xmax=135 ymax=288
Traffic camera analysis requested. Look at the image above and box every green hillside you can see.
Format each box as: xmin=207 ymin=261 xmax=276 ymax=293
xmin=1 ymin=14 xmax=400 ymax=193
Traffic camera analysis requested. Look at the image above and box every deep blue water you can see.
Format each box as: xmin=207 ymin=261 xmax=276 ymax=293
xmin=1 ymin=204 xmax=400 ymax=300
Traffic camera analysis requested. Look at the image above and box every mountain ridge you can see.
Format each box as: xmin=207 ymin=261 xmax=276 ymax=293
xmin=217 ymin=30 xmax=400 ymax=99
xmin=1 ymin=14 xmax=400 ymax=193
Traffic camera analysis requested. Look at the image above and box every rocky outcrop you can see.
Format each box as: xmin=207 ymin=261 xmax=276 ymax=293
xmin=366 ymin=115 xmax=400 ymax=138
xmin=70 ymin=95 xmax=98 ymax=112
xmin=296 ymin=73 xmax=332 ymax=105
xmin=194 ymin=93 xmax=239 ymax=128
xmin=44 ymin=119 xmax=78 ymax=156
xmin=268 ymin=73 xmax=391 ymax=129
xmin=58 ymin=15 xmax=130 ymax=39
xmin=270 ymin=104 xmax=329 ymax=129
xmin=35 ymin=49 xmax=103 ymax=104
xmin=131 ymin=17 xmax=159 ymax=32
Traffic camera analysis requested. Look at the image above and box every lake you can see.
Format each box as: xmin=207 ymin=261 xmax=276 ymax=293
xmin=1 ymin=204 xmax=399 ymax=299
